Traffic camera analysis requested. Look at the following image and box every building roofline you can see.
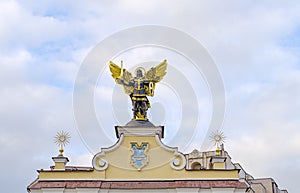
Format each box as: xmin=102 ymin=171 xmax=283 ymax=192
xmin=28 ymin=179 xmax=248 ymax=189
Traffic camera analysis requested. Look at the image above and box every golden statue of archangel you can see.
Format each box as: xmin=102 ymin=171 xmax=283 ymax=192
xmin=109 ymin=60 xmax=167 ymax=121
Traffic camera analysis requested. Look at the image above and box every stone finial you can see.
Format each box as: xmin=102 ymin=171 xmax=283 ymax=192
xmin=52 ymin=130 xmax=71 ymax=170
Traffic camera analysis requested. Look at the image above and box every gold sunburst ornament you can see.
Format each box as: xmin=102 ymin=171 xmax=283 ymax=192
xmin=54 ymin=131 xmax=71 ymax=156
xmin=209 ymin=130 xmax=226 ymax=156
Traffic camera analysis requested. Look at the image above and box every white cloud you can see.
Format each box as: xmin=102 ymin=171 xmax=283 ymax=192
xmin=1 ymin=0 xmax=300 ymax=192
xmin=0 ymin=49 xmax=31 ymax=85
xmin=0 ymin=1 xmax=67 ymax=51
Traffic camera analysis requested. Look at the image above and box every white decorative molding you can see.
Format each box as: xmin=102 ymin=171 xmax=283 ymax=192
xmin=101 ymin=134 xmax=124 ymax=152
xmin=154 ymin=135 xmax=178 ymax=152
xmin=189 ymin=149 xmax=201 ymax=158
xmin=52 ymin=156 xmax=69 ymax=164
xmin=36 ymin=188 xmax=243 ymax=193
xmin=92 ymin=152 xmax=108 ymax=171
xmin=116 ymin=126 xmax=163 ymax=138
xmin=210 ymin=156 xmax=226 ymax=163
xmin=40 ymin=188 xmax=65 ymax=193
xmin=154 ymin=135 xmax=186 ymax=171
xmin=92 ymin=135 xmax=125 ymax=171
xmin=170 ymin=152 xmax=187 ymax=171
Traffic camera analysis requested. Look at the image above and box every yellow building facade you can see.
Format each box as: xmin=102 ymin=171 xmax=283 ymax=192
xmin=28 ymin=121 xmax=288 ymax=193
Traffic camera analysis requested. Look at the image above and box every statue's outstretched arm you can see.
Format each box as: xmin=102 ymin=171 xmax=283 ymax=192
xmin=116 ymin=77 xmax=133 ymax=87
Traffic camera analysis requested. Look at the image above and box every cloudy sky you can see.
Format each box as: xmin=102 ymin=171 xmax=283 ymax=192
xmin=1 ymin=1 xmax=300 ymax=192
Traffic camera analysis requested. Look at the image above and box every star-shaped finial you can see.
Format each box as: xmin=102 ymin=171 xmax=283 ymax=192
xmin=54 ymin=130 xmax=71 ymax=156
xmin=209 ymin=130 xmax=226 ymax=148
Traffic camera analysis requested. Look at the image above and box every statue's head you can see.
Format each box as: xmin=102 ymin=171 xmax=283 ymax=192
xmin=136 ymin=69 xmax=143 ymax=77
xmin=135 ymin=67 xmax=146 ymax=78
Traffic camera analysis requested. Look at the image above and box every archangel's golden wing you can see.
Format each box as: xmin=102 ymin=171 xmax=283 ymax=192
xmin=109 ymin=61 xmax=122 ymax=79
xmin=145 ymin=59 xmax=167 ymax=83
xmin=109 ymin=61 xmax=134 ymax=95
